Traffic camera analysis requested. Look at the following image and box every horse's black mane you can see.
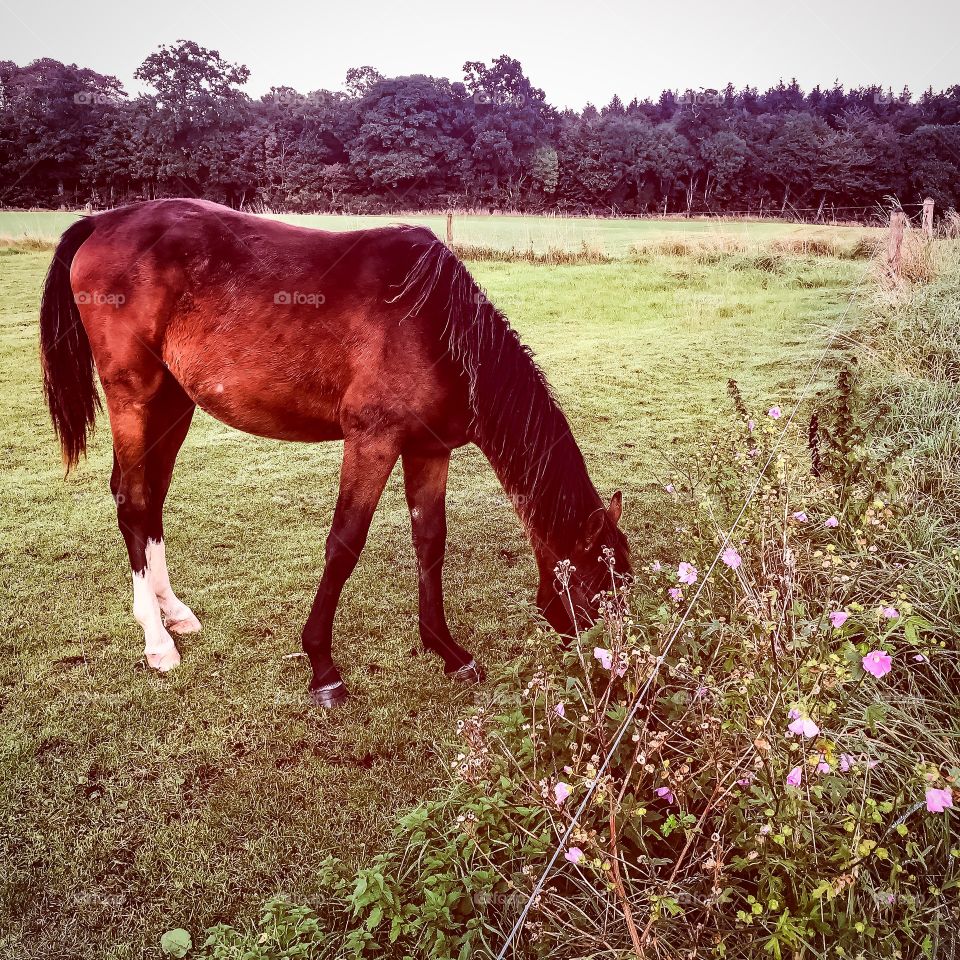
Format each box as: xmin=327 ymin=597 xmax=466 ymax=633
xmin=392 ymin=231 xmax=603 ymax=554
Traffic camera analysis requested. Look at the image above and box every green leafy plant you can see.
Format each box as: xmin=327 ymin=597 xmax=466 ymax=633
xmin=160 ymin=929 xmax=193 ymax=958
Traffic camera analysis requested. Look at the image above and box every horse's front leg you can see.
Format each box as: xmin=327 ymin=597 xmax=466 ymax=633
xmin=301 ymin=434 xmax=400 ymax=706
xmin=402 ymin=451 xmax=484 ymax=684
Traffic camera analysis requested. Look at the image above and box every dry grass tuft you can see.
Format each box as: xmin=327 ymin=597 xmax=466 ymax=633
xmin=770 ymin=235 xmax=881 ymax=259
xmin=629 ymin=235 xmax=748 ymax=261
xmin=872 ymin=218 xmax=937 ymax=296
xmin=848 ymin=235 xmax=883 ymax=259
xmin=451 ymin=241 xmax=612 ymax=265
xmin=629 ymin=233 xmax=879 ymax=264
xmin=0 ymin=234 xmax=57 ymax=253
xmin=940 ymin=209 xmax=960 ymax=240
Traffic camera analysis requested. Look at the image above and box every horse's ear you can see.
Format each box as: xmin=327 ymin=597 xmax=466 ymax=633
xmin=608 ymin=490 xmax=623 ymax=526
xmin=583 ymin=491 xmax=623 ymax=551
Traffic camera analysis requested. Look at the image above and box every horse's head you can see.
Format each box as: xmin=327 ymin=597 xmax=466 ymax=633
xmin=537 ymin=490 xmax=631 ymax=637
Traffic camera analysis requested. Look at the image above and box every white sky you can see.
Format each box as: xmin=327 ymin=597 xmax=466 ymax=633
xmin=2 ymin=0 xmax=958 ymax=110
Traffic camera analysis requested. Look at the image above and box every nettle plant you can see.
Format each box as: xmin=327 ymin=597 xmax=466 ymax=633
xmin=200 ymin=385 xmax=958 ymax=960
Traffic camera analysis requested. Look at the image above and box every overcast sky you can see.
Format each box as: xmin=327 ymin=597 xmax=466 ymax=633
xmin=3 ymin=0 xmax=958 ymax=109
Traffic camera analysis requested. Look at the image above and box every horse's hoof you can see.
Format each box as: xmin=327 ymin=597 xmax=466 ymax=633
xmin=166 ymin=611 xmax=202 ymax=635
xmin=447 ymin=659 xmax=485 ymax=685
xmin=146 ymin=644 xmax=181 ymax=672
xmin=309 ymin=681 xmax=350 ymax=708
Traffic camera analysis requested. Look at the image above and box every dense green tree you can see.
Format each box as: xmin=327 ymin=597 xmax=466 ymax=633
xmin=239 ymin=88 xmax=352 ymax=210
xmin=641 ymin=127 xmax=695 ymax=212
xmin=762 ymin=112 xmax=829 ymax=211
xmin=462 ymin=56 xmax=557 ymax=207
xmin=902 ymin=125 xmax=960 ymax=211
xmin=0 ymin=58 xmax=124 ymax=206
xmin=345 ymin=75 xmax=469 ymax=202
xmin=132 ymin=40 xmax=252 ymax=201
xmin=699 ymin=131 xmax=751 ymax=204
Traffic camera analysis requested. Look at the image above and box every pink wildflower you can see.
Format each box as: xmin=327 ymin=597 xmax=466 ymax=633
xmin=677 ymin=562 xmax=698 ymax=585
xmin=748 ymin=419 xmax=755 ymax=432
xmin=816 ymin=755 xmax=832 ymax=774
xmin=862 ymin=650 xmax=892 ymax=678
xmin=829 ymin=611 xmax=849 ymax=629
xmin=564 ymin=846 xmax=585 ymax=864
xmin=655 ymin=786 xmax=675 ymax=804
xmin=594 ymin=647 xmax=625 ymax=677
xmin=554 ymin=782 xmax=572 ymax=805
xmin=768 ymin=406 xmax=782 ymax=420
xmin=824 ymin=516 xmax=839 ymax=528
xmin=593 ymin=647 xmax=613 ymax=671
xmin=788 ymin=715 xmax=820 ymax=739
xmin=791 ymin=511 xmax=808 ymax=523
xmin=786 ymin=766 xmax=803 ymax=787
xmin=881 ymin=606 xmax=899 ymax=619
xmin=554 ymin=702 xmax=565 ymax=719
xmin=721 ymin=546 xmax=742 ymax=569
xmin=665 ymin=483 xmax=675 ymax=494
xmin=926 ymin=787 xmax=954 ymax=814
xmin=668 ymin=587 xmax=682 ymax=602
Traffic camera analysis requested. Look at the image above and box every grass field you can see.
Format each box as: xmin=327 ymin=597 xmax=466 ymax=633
xmin=0 ymin=209 xmax=882 ymax=258
xmin=0 ymin=228 xmax=867 ymax=957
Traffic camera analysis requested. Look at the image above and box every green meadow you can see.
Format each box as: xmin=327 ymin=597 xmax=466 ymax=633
xmin=0 ymin=222 xmax=866 ymax=957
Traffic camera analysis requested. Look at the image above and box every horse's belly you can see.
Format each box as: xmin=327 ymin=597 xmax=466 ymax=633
xmin=194 ymin=383 xmax=344 ymax=442
xmin=169 ymin=347 xmax=345 ymax=443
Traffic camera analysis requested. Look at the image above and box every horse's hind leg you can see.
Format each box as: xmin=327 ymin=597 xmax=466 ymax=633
xmin=402 ymin=451 xmax=483 ymax=683
xmin=141 ymin=377 xmax=199 ymax=634
xmin=301 ymin=434 xmax=401 ymax=706
xmin=106 ymin=371 xmax=196 ymax=671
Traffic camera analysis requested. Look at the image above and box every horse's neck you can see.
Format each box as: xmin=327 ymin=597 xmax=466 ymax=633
xmin=424 ymin=256 xmax=603 ymax=561
xmin=480 ymin=417 xmax=600 ymax=560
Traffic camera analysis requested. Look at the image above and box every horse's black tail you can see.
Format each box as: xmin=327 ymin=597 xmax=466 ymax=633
xmin=39 ymin=216 xmax=99 ymax=471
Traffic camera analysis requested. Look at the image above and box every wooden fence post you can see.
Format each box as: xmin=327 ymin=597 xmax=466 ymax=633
xmin=446 ymin=211 xmax=454 ymax=245
xmin=887 ymin=210 xmax=907 ymax=279
xmin=922 ymin=197 xmax=935 ymax=239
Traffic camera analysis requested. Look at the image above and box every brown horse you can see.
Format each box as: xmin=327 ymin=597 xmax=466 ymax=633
xmin=39 ymin=199 xmax=629 ymax=705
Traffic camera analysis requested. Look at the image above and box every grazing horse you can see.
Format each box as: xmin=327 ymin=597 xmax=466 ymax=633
xmin=39 ymin=199 xmax=630 ymax=705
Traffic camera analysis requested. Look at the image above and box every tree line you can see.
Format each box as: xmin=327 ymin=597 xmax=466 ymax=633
xmin=2 ymin=41 xmax=959 ymax=218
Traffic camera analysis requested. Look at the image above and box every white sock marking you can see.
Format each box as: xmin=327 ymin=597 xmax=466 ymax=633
xmin=133 ymin=569 xmax=180 ymax=671
xmin=145 ymin=538 xmax=200 ymax=633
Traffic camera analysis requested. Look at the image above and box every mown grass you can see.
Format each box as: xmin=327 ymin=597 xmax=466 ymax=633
xmin=0 ymin=245 xmax=864 ymax=958
xmin=0 ymin=210 xmax=881 ymax=259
